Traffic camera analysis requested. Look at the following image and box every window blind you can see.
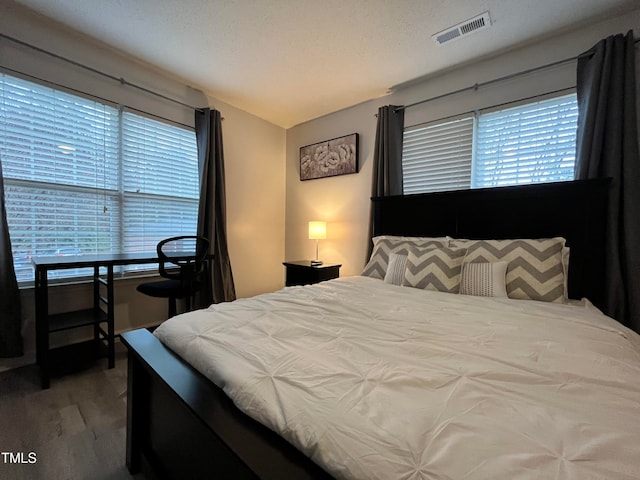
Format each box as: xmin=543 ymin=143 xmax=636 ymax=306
xmin=401 ymin=93 xmax=578 ymax=195
xmin=402 ymin=117 xmax=474 ymax=194
xmin=473 ymin=94 xmax=578 ymax=187
xmin=0 ymin=73 xmax=199 ymax=283
xmin=121 ymin=111 xmax=199 ymax=256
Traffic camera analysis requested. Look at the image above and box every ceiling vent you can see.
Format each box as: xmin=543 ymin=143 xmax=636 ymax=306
xmin=433 ymin=11 xmax=492 ymax=45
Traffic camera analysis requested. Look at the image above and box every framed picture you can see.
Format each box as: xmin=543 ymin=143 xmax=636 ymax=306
xmin=299 ymin=133 xmax=359 ymax=181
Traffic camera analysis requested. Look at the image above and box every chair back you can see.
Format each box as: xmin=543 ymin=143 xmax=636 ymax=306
xmin=157 ymin=236 xmax=210 ymax=290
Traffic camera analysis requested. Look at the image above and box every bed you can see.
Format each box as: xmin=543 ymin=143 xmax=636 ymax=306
xmin=121 ymin=178 xmax=640 ymax=479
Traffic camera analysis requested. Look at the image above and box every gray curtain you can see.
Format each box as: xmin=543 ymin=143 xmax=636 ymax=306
xmin=0 ymin=155 xmax=23 ymax=357
xmin=372 ymin=105 xmax=405 ymax=197
xmin=195 ymin=108 xmax=236 ymax=304
xmin=368 ymin=105 xmax=405 ymax=256
xmin=575 ymin=30 xmax=640 ymax=333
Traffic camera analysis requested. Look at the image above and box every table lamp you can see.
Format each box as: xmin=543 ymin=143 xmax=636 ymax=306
xmin=308 ymin=221 xmax=326 ymax=266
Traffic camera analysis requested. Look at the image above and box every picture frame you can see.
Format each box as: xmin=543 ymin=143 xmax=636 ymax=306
xmin=299 ymin=133 xmax=359 ymax=181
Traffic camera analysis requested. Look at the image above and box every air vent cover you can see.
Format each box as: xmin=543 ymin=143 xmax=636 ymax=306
xmin=433 ymin=11 xmax=492 ymax=45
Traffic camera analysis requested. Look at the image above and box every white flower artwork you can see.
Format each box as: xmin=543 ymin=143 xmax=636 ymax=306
xmin=299 ymin=133 xmax=358 ymax=180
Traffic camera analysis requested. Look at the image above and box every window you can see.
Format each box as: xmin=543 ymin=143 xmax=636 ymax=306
xmin=402 ymin=94 xmax=578 ymax=194
xmin=403 ymin=116 xmax=473 ymax=194
xmin=0 ymin=73 xmax=199 ymax=283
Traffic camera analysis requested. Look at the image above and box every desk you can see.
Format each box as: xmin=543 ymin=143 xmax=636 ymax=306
xmin=33 ymin=252 xmax=163 ymax=389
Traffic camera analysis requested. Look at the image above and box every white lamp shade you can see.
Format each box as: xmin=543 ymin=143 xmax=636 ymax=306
xmin=308 ymin=221 xmax=327 ymax=240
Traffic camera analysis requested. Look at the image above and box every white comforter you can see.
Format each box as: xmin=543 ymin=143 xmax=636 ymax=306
xmin=154 ymin=276 xmax=640 ymax=480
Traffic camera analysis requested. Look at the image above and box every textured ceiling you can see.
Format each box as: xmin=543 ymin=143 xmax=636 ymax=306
xmin=12 ymin=0 xmax=640 ymax=128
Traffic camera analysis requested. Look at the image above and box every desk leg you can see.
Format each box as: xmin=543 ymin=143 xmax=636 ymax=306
xmin=107 ymin=264 xmax=115 ymax=369
xmin=34 ymin=267 xmax=50 ymax=389
xmin=93 ymin=264 xmax=100 ymax=348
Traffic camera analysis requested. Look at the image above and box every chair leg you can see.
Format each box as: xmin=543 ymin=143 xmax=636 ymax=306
xmin=168 ymin=297 xmax=177 ymax=318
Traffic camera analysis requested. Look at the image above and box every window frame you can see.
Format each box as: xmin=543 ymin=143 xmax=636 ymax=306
xmin=402 ymin=91 xmax=579 ymax=195
xmin=0 ymin=72 xmax=200 ymax=286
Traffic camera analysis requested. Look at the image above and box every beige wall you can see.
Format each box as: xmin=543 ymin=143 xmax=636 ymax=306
xmin=0 ymin=2 xmax=286 ymax=371
xmin=285 ymin=105 xmax=378 ymax=276
xmin=212 ymin=96 xmax=286 ymax=298
xmin=284 ymin=9 xmax=640 ymax=277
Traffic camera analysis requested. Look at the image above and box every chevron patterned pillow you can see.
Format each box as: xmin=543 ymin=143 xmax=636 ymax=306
xmin=402 ymin=246 xmax=467 ymax=293
xmin=455 ymin=238 xmax=567 ymax=303
xmin=362 ymin=236 xmax=448 ymax=279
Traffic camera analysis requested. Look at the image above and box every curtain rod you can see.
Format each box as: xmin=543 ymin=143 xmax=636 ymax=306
xmin=0 ymin=33 xmax=205 ymax=112
xmin=396 ymin=36 xmax=640 ymax=113
xmin=404 ymin=86 xmax=575 ymax=130
xmin=0 ymin=64 xmax=194 ymax=129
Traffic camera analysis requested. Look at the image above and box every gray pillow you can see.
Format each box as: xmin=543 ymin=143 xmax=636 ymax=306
xmin=452 ymin=237 xmax=566 ymax=303
xmin=362 ymin=236 xmax=448 ymax=279
xmin=402 ymin=246 xmax=467 ymax=293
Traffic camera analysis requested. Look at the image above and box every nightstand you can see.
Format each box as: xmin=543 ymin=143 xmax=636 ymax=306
xmin=283 ymin=261 xmax=341 ymax=286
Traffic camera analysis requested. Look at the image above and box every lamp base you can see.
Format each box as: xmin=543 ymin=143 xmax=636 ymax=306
xmin=310 ymin=260 xmax=323 ymax=266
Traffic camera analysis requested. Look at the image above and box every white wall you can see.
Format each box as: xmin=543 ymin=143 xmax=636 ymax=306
xmin=285 ymin=9 xmax=640 ymax=277
xmin=0 ymin=2 xmax=286 ymax=371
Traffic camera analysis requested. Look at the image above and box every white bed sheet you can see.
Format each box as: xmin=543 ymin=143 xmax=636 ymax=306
xmin=155 ymin=276 xmax=640 ymax=480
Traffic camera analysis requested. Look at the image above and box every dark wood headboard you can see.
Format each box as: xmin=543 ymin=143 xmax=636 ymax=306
xmin=371 ymin=179 xmax=609 ymax=308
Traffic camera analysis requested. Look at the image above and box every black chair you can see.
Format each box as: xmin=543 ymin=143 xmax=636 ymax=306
xmin=137 ymin=236 xmax=210 ymax=318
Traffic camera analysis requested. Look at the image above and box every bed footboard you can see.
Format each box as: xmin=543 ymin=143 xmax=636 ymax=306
xmin=120 ymin=329 xmax=332 ymax=480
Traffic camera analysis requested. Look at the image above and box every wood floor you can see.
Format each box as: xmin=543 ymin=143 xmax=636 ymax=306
xmin=0 ymin=341 xmax=147 ymax=480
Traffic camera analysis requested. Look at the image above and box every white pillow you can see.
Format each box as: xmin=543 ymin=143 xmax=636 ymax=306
xmin=460 ymin=262 xmax=508 ymax=297
xmin=384 ymin=253 xmax=408 ymax=285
